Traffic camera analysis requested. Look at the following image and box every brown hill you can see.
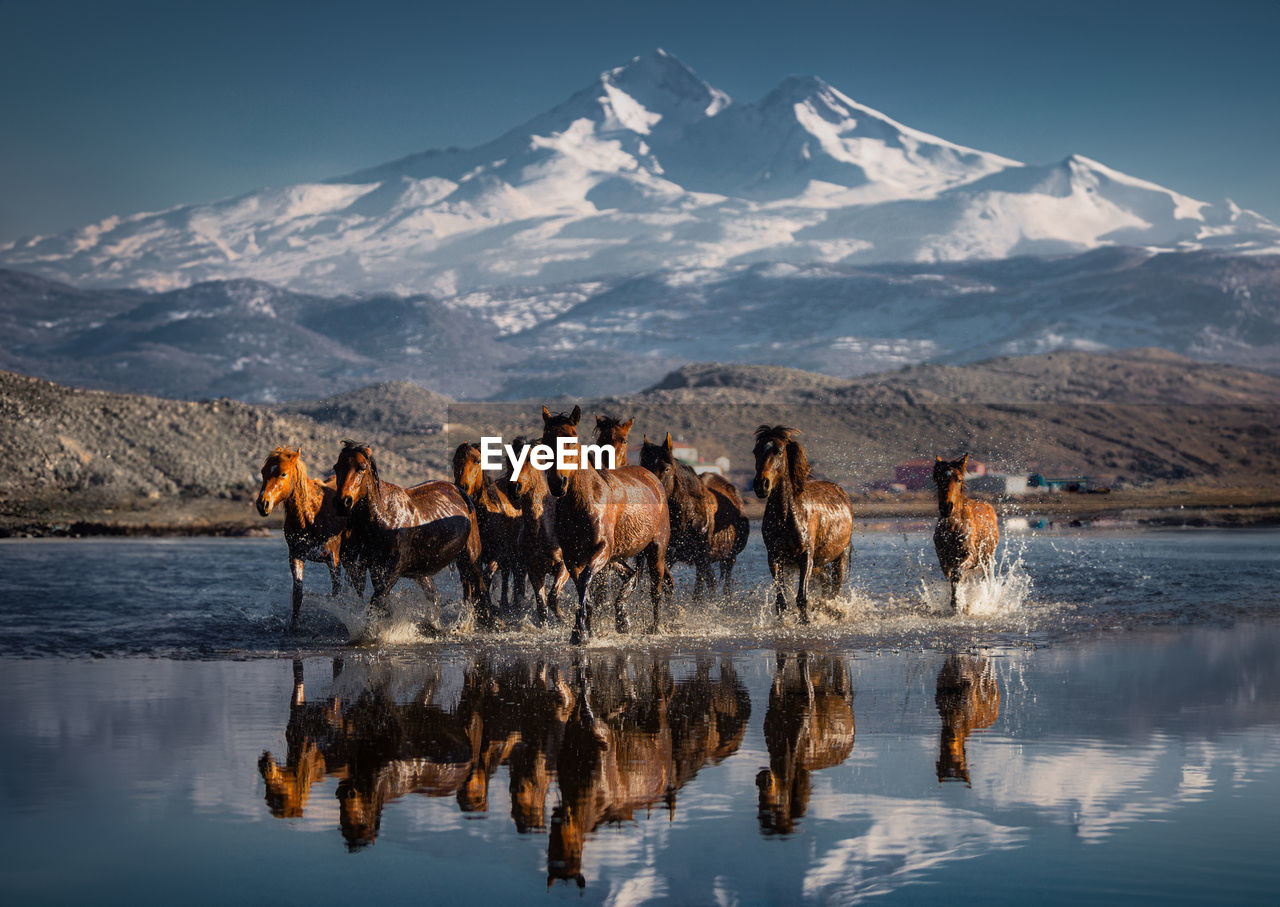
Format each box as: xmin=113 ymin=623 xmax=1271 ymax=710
xmin=0 ymin=371 xmax=449 ymax=533
xmin=3 ymin=349 xmax=1278 ymax=533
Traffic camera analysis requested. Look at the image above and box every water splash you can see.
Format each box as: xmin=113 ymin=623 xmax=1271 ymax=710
xmin=915 ymin=538 xmax=1034 ymax=618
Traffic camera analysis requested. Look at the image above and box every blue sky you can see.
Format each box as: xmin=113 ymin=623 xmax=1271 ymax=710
xmin=2 ymin=0 xmax=1277 ymax=242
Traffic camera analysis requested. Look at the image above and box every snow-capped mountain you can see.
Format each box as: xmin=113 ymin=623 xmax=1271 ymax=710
xmin=4 ymin=50 xmax=1277 ymax=295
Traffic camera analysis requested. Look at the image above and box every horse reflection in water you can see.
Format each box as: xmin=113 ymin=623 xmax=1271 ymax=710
xmin=257 ymin=657 xmax=573 ymax=850
xmin=257 ymin=653 xmax=750 ymax=877
xmin=548 ymin=655 xmax=751 ymax=889
xmin=756 ymin=652 xmax=856 ymax=835
xmin=935 ymin=655 xmax=1001 ymax=785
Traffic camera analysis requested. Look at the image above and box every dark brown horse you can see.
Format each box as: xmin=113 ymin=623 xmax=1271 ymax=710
xmin=756 ymin=652 xmax=855 ymax=834
xmin=452 ymin=442 xmax=524 ymax=614
xmin=640 ymin=433 xmax=748 ymax=600
xmin=334 ymin=440 xmax=487 ymax=628
xmin=540 ymin=405 xmax=669 ymax=644
xmin=506 ymin=436 xmax=570 ymax=625
xmin=933 ymin=454 xmax=999 ymax=613
xmin=935 ymin=655 xmax=1001 ymax=785
xmin=752 ymin=426 xmax=854 ymax=623
xmin=255 ymin=446 xmax=362 ymax=627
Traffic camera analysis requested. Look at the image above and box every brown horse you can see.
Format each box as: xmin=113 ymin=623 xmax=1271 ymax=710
xmin=541 ymin=405 xmax=669 ymax=644
xmin=593 ymin=414 xmax=634 ymax=466
xmin=452 ymin=442 xmax=524 ymax=614
xmin=932 ymin=454 xmax=999 ymax=613
xmin=752 ymin=426 xmax=854 ymax=623
xmin=935 ymin=655 xmax=1001 ymax=785
xmin=756 ymin=652 xmax=855 ymax=835
xmin=506 ymin=436 xmax=570 ymax=625
xmin=334 ymin=440 xmax=488 ymax=628
xmin=255 ymin=446 xmax=362 ymax=627
xmin=640 ymin=433 xmax=748 ymax=600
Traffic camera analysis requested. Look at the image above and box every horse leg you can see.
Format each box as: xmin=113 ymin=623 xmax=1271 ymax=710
xmin=796 ymin=552 xmax=814 ymax=624
xmin=327 ymin=551 xmax=343 ymax=597
xmin=769 ymin=556 xmax=788 ymax=618
xmin=718 ymin=558 xmax=731 ymax=600
xmin=498 ymin=562 xmax=511 ymax=613
xmin=290 ymin=557 xmax=305 ymax=628
xmin=647 ymin=545 xmax=666 ymax=635
xmin=368 ymin=566 xmax=394 ymax=618
xmin=464 ymin=554 xmax=493 ymax=630
xmin=570 ymin=566 xmax=593 ymax=646
xmin=347 ymin=560 xmax=367 ymax=599
xmin=613 ymin=562 xmax=640 ymax=635
xmin=414 ymin=577 xmax=442 ymax=634
xmin=831 ymin=546 xmax=850 ymax=600
xmin=530 ymin=569 xmax=549 ymax=626
xmin=549 ymin=564 xmax=569 ymax=623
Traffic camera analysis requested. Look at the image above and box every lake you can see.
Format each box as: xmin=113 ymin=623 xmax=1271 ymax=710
xmin=1 ymin=527 xmax=1278 ymax=903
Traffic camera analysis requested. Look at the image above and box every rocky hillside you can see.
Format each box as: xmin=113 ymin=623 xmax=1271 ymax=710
xmin=0 ymin=370 xmax=449 ymax=531
xmin=2 ymin=349 xmax=1277 ymax=532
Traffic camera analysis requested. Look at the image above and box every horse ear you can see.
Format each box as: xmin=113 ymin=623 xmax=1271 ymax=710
xmin=570 ymin=405 xmax=581 ymax=425
xmin=621 ymin=418 xmax=633 ymax=432
xmin=663 ymin=432 xmax=673 ymax=453
xmin=960 ymin=453 xmax=970 ymax=471
xmin=542 ymin=404 xmax=553 ymax=423
xmin=936 ymin=455 xmax=943 ymax=462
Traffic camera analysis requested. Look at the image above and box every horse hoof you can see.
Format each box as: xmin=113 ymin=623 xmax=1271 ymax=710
xmin=645 ymin=622 xmax=659 ymax=635
xmin=570 ymin=628 xmax=586 ymax=646
xmin=615 ymin=617 xmax=630 ymax=634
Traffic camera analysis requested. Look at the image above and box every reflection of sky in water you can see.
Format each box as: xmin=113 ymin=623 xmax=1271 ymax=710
xmin=1 ymin=620 xmax=1279 ymax=902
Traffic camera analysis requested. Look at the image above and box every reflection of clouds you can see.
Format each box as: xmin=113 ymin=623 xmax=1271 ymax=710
xmin=801 ymin=797 xmax=1026 ymax=901
xmin=587 ymin=824 xmax=671 ymax=906
xmin=970 ymin=728 xmax=1280 ymax=844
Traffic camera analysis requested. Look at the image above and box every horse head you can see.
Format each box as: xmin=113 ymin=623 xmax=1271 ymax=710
xmin=593 ymin=414 xmax=634 ymax=467
xmin=333 ymin=440 xmax=377 ymax=516
xmin=752 ymin=425 xmax=807 ymax=499
xmin=256 ymin=446 xmax=301 ymax=517
xmin=539 ymin=404 xmax=581 ymax=497
xmin=451 ymin=442 xmax=484 ymax=498
xmin=639 ymin=432 xmax=677 ymax=495
xmin=933 ymin=454 xmax=970 ymax=488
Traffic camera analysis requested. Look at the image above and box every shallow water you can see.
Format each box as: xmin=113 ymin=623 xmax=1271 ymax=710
xmin=1 ymin=527 xmax=1279 ymax=902
xmin=0 ymin=526 xmax=1277 ymax=657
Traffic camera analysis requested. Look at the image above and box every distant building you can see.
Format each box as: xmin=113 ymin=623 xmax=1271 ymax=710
xmin=967 ymin=474 xmax=1029 ymax=496
xmin=1028 ymin=474 xmax=1099 ymax=493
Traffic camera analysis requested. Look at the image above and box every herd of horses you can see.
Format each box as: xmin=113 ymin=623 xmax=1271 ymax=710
xmin=257 ymin=651 xmax=1001 ymax=879
xmin=254 ymin=404 xmax=1000 ymax=639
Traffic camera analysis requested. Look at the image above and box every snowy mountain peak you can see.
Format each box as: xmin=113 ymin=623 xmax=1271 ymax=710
xmin=2 ymin=50 xmax=1278 ymax=295
xmin=600 ymin=49 xmax=731 ymax=124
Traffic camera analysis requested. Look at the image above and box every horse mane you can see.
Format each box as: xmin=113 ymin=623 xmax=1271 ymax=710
xmin=786 ymin=439 xmax=810 ymax=491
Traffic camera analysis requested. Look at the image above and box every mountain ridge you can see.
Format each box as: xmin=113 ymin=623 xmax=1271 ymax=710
xmin=3 ymin=50 xmax=1276 ymax=296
